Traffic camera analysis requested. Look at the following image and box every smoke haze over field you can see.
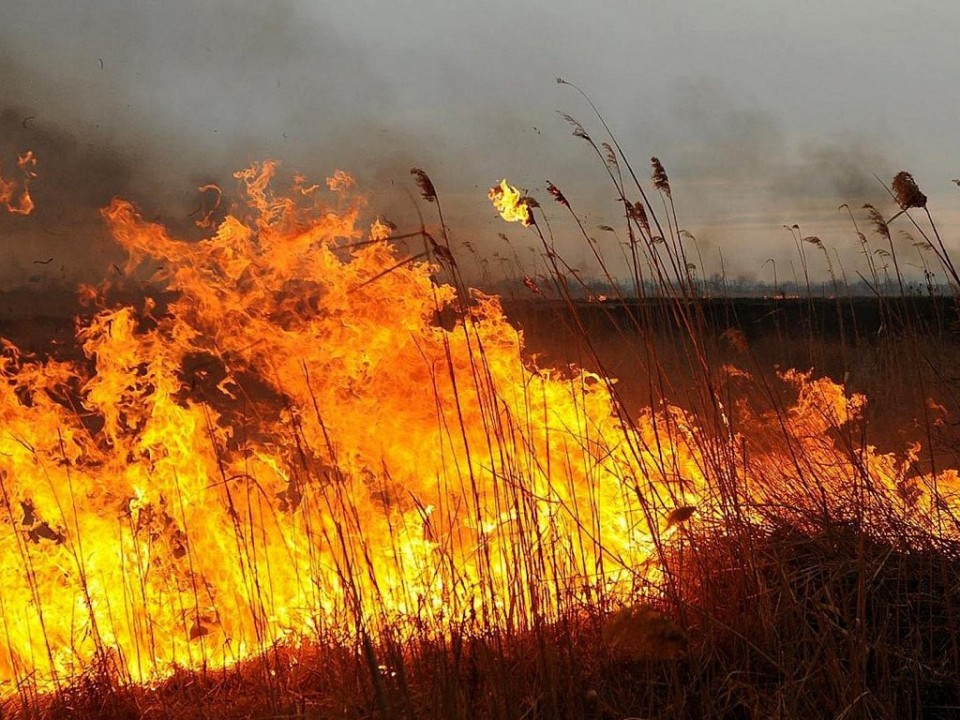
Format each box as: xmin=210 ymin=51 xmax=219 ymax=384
xmin=1 ymin=0 xmax=959 ymax=289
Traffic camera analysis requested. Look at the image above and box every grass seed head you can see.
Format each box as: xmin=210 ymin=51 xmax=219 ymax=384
xmin=651 ymin=157 xmax=671 ymax=197
xmin=628 ymin=200 xmax=651 ymax=235
xmin=410 ymin=168 xmax=437 ymax=203
xmin=546 ymin=180 xmax=570 ymax=209
xmin=863 ymin=204 xmax=891 ymax=238
xmin=892 ymin=171 xmax=927 ymax=210
xmin=559 ymin=112 xmax=591 ymax=142
xmin=602 ymin=142 xmax=619 ymax=171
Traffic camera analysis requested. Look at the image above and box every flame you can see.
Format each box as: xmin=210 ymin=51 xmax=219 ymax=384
xmin=488 ymin=179 xmax=533 ymax=226
xmin=0 ymin=150 xmax=37 ymax=215
xmin=0 ymin=163 xmax=955 ymax=694
xmin=193 ymin=183 xmax=222 ymax=229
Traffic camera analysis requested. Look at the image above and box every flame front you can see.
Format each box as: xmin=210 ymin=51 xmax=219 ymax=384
xmin=0 ymin=163 xmax=955 ymax=693
xmin=0 ymin=164 xmax=680 ymax=690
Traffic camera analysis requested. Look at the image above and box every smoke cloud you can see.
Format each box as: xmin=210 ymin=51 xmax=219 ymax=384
xmin=1 ymin=0 xmax=956 ymax=290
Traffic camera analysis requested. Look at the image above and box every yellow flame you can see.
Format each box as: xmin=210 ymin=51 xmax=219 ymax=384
xmin=488 ymin=179 xmax=533 ymax=226
xmin=0 ymin=163 xmax=953 ymax=695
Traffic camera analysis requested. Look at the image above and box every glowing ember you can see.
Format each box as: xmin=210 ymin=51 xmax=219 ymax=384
xmin=0 ymin=163 xmax=954 ymax=695
xmin=0 ymin=150 xmax=37 ymax=215
xmin=488 ymin=179 xmax=533 ymax=226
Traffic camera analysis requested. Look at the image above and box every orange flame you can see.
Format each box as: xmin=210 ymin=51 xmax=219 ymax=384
xmin=0 ymin=150 xmax=37 ymax=215
xmin=0 ymin=163 xmax=954 ymax=695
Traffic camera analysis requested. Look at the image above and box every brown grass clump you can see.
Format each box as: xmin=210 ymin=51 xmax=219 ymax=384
xmin=601 ymin=604 xmax=687 ymax=660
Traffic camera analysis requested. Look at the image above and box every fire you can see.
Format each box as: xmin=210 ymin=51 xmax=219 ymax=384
xmin=488 ymin=179 xmax=533 ymax=226
xmin=0 ymin=150 xmax=37 ymax=215
xmin=0 ymin=162 xmax=955 ymax=695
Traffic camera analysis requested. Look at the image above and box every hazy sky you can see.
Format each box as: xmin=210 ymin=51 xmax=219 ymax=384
xmin=1 ymin=0 xmax=958 ymax=288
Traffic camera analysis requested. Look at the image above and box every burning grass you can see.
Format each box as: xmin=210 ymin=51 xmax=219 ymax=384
xmin=2 ymin=105 xmax=960 ymax=717
xmin=14 ymin=522 xmax=960 ymax=719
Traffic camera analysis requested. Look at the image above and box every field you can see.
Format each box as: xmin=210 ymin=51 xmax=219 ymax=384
xmin=1 ymin=142 xmax=960 ymax=720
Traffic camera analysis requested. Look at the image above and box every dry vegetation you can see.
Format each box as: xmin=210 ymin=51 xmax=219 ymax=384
xmin=3 ymin=87 xmax=960 ymax=719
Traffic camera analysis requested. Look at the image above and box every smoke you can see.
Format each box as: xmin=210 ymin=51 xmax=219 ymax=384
xmin=0 ymin=1 xmax=436 ymax=287
xmin=0 ymin=1 xmax=946 ymax=291
xmin=664 ymin=81 xmax=890 ymax=203
xmin=0 ymin=0 xmax=570 ymax=290
xmin=649 ymin=80 xmax=899 ymax=277
xmin=0 ymin=102 xmax=137 ymax=287
xmin=775 ymin=138 xmax=889 ymax=203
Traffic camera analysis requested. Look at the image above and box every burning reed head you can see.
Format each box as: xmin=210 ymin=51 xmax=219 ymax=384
xmin=488 ymin=179 xmax=534 ymax=226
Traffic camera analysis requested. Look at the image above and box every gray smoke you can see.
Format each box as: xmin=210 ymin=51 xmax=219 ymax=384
xmin=1 ymin=0 xmax=955 ymax=290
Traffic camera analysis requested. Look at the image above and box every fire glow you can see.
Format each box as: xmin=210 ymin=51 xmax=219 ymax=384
xmin=0 ymin=150 xmax=36 ymax=216
xmin=0 ymin=163 xmax=955 ymax=695
xmin=488 ymin=179 xmax=533 ymax=227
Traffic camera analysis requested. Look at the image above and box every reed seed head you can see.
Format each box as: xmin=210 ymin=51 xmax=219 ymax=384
xmin=546 ymin=181 xmax=570 ymax=209
xmin=863 ymin=204 xmax=890 ymax=239
xmin=892 ymin=171 xmax=927 ymax=210
xmin=410 ymin=168 xmax=437 ymax=204
xmin=628 ymin=201 xmax=651 ymax=235
xmin=651 ymin=157 xmax=671 ymax=197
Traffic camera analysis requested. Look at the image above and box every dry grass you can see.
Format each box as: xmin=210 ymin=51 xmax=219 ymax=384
xmin=4 ymin=93 xmax=960 ymax=719
xmin=11 ymin=520 xmax=960 ymax=719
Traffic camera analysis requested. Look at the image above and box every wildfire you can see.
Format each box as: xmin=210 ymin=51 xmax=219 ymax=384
xmin=488 ymin=179 xmax=533 ymax=226
xmin=0 ymin=163 xmax=955 ymax=696
xmin=0 ymin=150 xmax=37 ymax=215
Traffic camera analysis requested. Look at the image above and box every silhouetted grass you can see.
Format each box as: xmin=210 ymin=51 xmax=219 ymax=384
xmin=4 ymin=89 xmax=960 ymax=720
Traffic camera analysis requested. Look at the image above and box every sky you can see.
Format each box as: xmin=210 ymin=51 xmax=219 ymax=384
xmin=1 ymin=0 xmax=958 ymax=290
